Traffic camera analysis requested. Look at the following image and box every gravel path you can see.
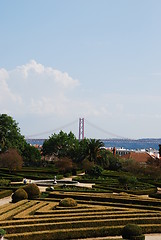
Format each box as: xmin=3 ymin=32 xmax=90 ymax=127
xmin=0 ymin=196 xmax=11 ymax=206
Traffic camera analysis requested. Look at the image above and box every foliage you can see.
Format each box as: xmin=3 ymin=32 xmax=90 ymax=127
xmin=82 ymin=158 xmax=95 ymax=172
xmin=96 ymin=148 xmax=109 ymax=169
xmin=122 ymin=224 xmax=143 ymax=239
xmin=12 ymin=188 xmax=28 ymax=203
xmin=59 ymin=198 xmax=77 ymax=207
xmin=0 ymin=148 xmax=23 ymax=172
xmin=0 ymin=228 xmax=6 ymax=236
xmin=23 ymin=183 xmax=40 ymax=199
xmin=0 ymin=190 xmax=13 ymax=199
xmin=22 ymin=143 xmax=41 ymax=167
xmin=54 ymin=157 xmax=73 ymax=173
xmin=72 ymin=139 xmax=89 ymax=163
xmin=122 ymin=158 xmax=161 ymax=180
xmin=86 ymin=139 xmax=104 ymax=162
xmin=0 ymin=179 xmax=10 ymax=186
xmin=0 ymin=114 xmax=26 ymax=153
xmin=87 ymin=165 xmax=103 ymax=177
xmin=42 ymin=131 xmax=78 ymax=158
xmin=108 ymin=154 xmax=122 ymax=171
xmin=119 ymin=176 xmax=137 ymax=189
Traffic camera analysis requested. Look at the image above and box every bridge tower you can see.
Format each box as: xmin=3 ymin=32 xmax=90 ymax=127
xmin=79 ymin=118 xmax=84 ymax=141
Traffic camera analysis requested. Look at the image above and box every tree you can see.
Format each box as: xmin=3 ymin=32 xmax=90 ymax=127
xmin=0 ymin=114 xmax=26 ymax=153
xmin=87 ymin=165 xmax=103 ymax=177
xmin=54 ymin=157 xmax=73 ymax=173
xmin=87 ymin=139 xmax=104 ymax=162
xmin=72 ymin=138 xmax=89 ymax=164
xmin=0 ymin=148 xmax=23 ymax=172
xmin=96 ymin=148 xmax=109 ymax=169
xmin=108 ymin=154 xmax=122 ymax=171
xmin=22 ymin=143 xmax=41 ymax=166
xmin=42 ymin=131 xmax=78 ymax=158
xmin=82 ymin=158 xmax=95 ymax=173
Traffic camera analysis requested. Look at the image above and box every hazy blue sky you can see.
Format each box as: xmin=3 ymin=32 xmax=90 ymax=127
xmin=1 ymin=0 xmax=161 ymax=139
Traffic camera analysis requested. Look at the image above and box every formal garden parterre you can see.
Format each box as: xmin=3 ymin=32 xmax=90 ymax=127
xmin=0 ymin=190 xmax=160 ymax=239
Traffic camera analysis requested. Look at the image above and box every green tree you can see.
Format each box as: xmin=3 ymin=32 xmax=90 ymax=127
xmin=0 ymin=114 xmax=26 ymax=153
xmin=87 ymin=165 xmax=103 ymax=177
xmin=87 ymin=139 xmax=104 ymax=162
xmin=42 ymin=130 xmax=78 ymax=158
xmin=72 ymin=138 xmax=89 ymax=164
xmin=96 ymin=148 xmax=109 ymax=169
xmin=22 ymin=143 xmax=41 ymax=166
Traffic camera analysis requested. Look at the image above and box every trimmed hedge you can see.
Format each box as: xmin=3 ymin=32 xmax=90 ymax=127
xmin=12 ymin=189 xmax=28 ymax=203
xmin=5 ymin=225 xmax=124 ymax=240
xmin=48 ymin=192 xmax=161 ymax=207
xmin=23 ymin=184 xmax=40 ymax=200
xmin=0 ymin=190 xmax=12 ymax=199
xmin=122 ymin=224 xmax=144 ymax=239
xmin=149 ymin=193 xmax=161 ymax=199
xmin=59 ymin=198 xmax=77 ymax=207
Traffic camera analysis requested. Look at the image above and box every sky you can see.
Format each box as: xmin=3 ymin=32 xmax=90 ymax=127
xmin=1 ymin=0 xmax=161 ymax=139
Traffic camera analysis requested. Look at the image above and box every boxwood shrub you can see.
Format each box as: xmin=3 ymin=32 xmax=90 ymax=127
xmin=12 ymin=188 xmax=28 ymax=203
xmin=23 ymin=183 xmax=40 ymax=200
xmin=122 ymin=224 xmax=145 ymax=240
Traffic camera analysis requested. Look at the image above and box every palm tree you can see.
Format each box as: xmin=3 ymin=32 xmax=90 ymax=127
xmin=87 ymin=139 xmax=104 ymax=163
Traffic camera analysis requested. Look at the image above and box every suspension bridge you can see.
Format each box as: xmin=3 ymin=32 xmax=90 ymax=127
xmin=25 ymin=118 xmax=128 ymax=140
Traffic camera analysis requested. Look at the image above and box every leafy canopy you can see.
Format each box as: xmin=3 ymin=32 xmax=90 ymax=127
xmin=0 ymin=114 xmax=26 ymax=153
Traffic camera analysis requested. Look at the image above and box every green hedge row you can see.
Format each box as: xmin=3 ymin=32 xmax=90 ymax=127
xmin=5 ymin=226 xmax=123 ymax=240
xmin=48 ymin=192 xmax=161 ymax=207
xmin=52 ymin=186 xmax=112 ymax=193
xmin=5 ymin=224 xmax=161 ymax=240
xmin=2 ymin=212 xmax=160 ymax=226
xmin=0 ymin=200 xmax=35 ymax=220
xmin=149 ymin=193 xmax=161 ymax=199
xmin=43 ymin=196 xmax=161 ymax=211
xmin=14 ymin=202 xmax=48 ymax=219
xmin=0 ymin=190 xmax=12 ymax=199
xmin=4 ymin=215 xmax=161 ymax=234
xmin=94 ymin=184 xmax=157 ymax=195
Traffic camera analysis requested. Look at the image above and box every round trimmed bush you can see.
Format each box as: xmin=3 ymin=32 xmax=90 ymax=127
xmin=23 ymin=183 xmax=40 ymax=200
xmin=122 ymin=224 xmax=145 ymax=240
xmin=12 ymin=188 xmax=28 ymax=203
xmin=59 ymin=198 xmax=77 ymax=207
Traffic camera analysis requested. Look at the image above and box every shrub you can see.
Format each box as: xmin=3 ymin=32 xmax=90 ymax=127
xmin=0 ymin=228 xmax=6 ymax=236
xmin=23 ymin=183 xmax=40 ymax=200
xmin=59 ymin=198 xmax=77 ymax=207
xmin=122 ymin=224 xmax=145 ymax=240
xmin=87 ymin=165 xmax=103 ymax=177
xmin=0 ymin=190 xmax=13 ymax=199
xmin=0 ymin=179 xmax=10 ymax=186
xmin=12 ymin=188 xmax=28 ymax=203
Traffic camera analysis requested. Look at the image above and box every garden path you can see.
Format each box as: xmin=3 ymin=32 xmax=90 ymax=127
xmin=0 ymin=196 xmax=11 ymax=205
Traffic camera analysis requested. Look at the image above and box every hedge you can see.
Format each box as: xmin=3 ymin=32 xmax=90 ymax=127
xmin=5 ymin=223 xmax=161 ymax=240
xmin=94 ymin=185 xmax=157 ymax=195
xmin=5 ymin=225 xmax=124 ymax=240
xmin=48 ymin=192 xmax=161 ymax=207
xmin=14 ymin=202 xmax=48 ymax=219
xmin=3 ymin=215 xmax=161 ymax=234
xmin=0 ymin=201 xmax=35 ymax=221
xmin=2 ymin=211 xmax=160 ymax=227
xmin=149 ymin=193 xmax=161 ymax=199
xmin=0 ymin=190 xmax=12 ymax=199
